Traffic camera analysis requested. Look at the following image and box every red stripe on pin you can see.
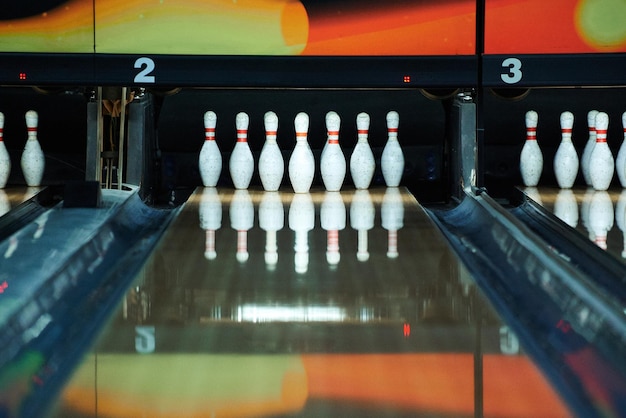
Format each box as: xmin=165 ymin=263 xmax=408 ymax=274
xmin=27 ymin=127 xmax=37 ymax=133
xmin=388 ymin=128 xmax=398 ymax=133
xmin=357 ymin=130 xmax=368 ymax=135
xmin=328 ymin=139 xmax=339 ymax=144
xmin=266 ymin=130 xmax=277 ymax=136
xmin=205 ymin=128 xmax=215 ymax=133
xmin=296 ymin=132 xmax=307 ymax=137
xmin=562 ymin=128 xmax=572 ymax=133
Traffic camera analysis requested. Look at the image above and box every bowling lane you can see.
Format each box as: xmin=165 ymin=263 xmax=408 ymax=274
xmin=523 ymin=186 xmax=626 ymax=262
xmin=0 ymin=186 xmax=42 ymax=216
xmin=50 ymin=187 xmax=571 ymax=417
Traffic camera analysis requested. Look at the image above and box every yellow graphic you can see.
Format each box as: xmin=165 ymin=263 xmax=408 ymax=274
xmin=575 ymin=0 xmax=626 ymax=51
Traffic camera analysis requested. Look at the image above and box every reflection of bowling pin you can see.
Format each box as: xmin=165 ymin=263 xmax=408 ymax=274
xmin=0 ymin=112 xmax=10 ymax=188
xmin=349 ymin=189 xmax=374 ymax=262
xmin=381 ymin=111 xmax=404 ymax=187
xmin=524 ymin=187 xmax=543 ymax=205
xmin=0 ymin=190 xmax=9 ymax=216
xmin=554 ymin=111 xmax=578 ymax=189
xmin=321 ymin=191 xmax=346 ymax=266
xmin=615 ymin=111 xmax=626 ymax=188
xmin=4 ymin=236 xmax=18 ymax=259
xmin=199 ymin=187 xmax=222 ymax=260
xmin=229 ymin=112 xmax=254 ymax=189
xmin=321 ymin=111 xmax=346 ymax=192
xmin=21 ymin=110 xmax=45 ymax=187
xmin=589 ymin=191 xmax=614 ymax=250
xmin=554 ymin=189 xmax=578 ymax=228
xmin=581 ymin=187 xmax=595 ymax=242
xmin=259 ymin=191 xmax=284 ymax=268
xmin=581 ymin=110 xmax=599 ymax=186
xmin=259 ymin=111 xmax=284 ymax=192
xmin=350 ymin=112 xmax=375 ymax=189
xmin=288 ymin=112 xmax=315 ymax=193
xmin=230 ymin=189 xmax=254 ymax=263
xmin=289 ymin=193 xmax=314 ymax=274
xmin=199 ymin=111 xmax=222 ymax=187
xmin=520 ymin=110 xmax=542 ymax=187
xmin=616 ymin=190 xmax=626 ymax=257
xmin=33 ymin=210 xmax=50 ymax=240
xmin=589 ymin=112 xmax=614 ymax=191
xmin=382 ymin=187 xmax=405 ymax=258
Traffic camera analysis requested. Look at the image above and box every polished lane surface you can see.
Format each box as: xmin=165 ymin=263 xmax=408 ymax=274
xmin=49 ymin=187 xmax=570 ymax=417
xmin=524 ymin=186 xmax=626 ymax=262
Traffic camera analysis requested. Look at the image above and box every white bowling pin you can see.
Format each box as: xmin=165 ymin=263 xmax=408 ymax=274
xmin=382 ymin=187 xmax=405 ymax=258
xmin=288 ymin=112 xmax=315 ymax=193
xmin=21 ymin=110 xmax=45 ymax=187
xmin=199 ymin=111 xmax=222 ymax=187
xmin=520 ymin=110 xmax=542 ymax=187
xmin=321 ymin=111 xmax=346 ymax=192
xmin=381 ymin=111 xmax=404 ymax=187
xmin=554 ymin=111 xmax=578 ymax=189
xmin=289 ymin=193 xmax=314 ymax=274
xmin=199 ymin=187 xmax=222 ymax=260
xmin=350 ymin=112 xmax=375 ymax=189
xmin=350 ymin=189 xmax=374 ymax=262
xmin=229 ymin=112 xmax=254 ymax=189
xmin=554 ymin=189 xmax=578 ymax=228
xmin=581 ymin=110 xmax=599 ymax=186
xmin=615 ymin=111 xmax=626 ymax=188
xmin=321 ymin=191 xmax=346 ymax=266
xmin=0 ymin=112 xmax=10 ymax=188
xmin=589 ymin=191 xmax=614 ymax=250
xmin=259 ymin=191 xmax=284 ymax=268
xmin=259 ymin=111 xmax=284 ymax=192
xmin=230 ymin=189 xmax=254 ymax=263
xmin=589 ymin=112 xmax=614 ymax=191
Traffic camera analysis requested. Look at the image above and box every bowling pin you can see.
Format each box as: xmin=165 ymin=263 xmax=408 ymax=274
xmin=520 ymin=110 xmax=542 ymax=187
xmin=382 ymin=187 xmax=405 ymax=258
xmin=381 ymin=111 xmax=404 ymax=187
xmin=350 ymin=112 xmax=375 ymax=189
xmin=589 ymin=191 xmax=614 ymax=250
xmin=288 ymin=112 xmax=315 ymax=193
xmin=259 ymin=111 xmax=284 ymax=192
xmin=615 ymin=111 xmax=626 ymax=188
xmin=553 ymin=111 xmax=578 ymax=189
xmin=230 ymin=189 xmax=254 ymax=263
xmin=320 ymin=111 xmax=346 ymax=192
xmin=581 ymin=110 xmax=599 ymax=186
xmin=0 ymin=112 xmax=10 ymax=188
xmin=554 ymin=189 xmax=578 ymax=228
xmin=289 ymin=193 xmax=314 ymax=274
xmin=199 ymin=187 xmax=222 ymax=260
xmin=21 ymin=110 xmax=45 ymax=187
xmin=321 ymin=191 xmax=346 ymax=267
xmin=229 ymin=112 xmax=254 ymax=189
xmin=350 ymin=189 xmax=374 ymax=262
xmin=259 ymin=191 xmax=284 ymax=268
xmin=589 ymin=112 xmax=614 ymax=191
xmin=199 ymin=111 xmax=222 ymax=187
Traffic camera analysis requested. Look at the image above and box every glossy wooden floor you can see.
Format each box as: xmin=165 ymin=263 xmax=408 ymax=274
xmin=41 ymin=186 xmax=570 ymax=417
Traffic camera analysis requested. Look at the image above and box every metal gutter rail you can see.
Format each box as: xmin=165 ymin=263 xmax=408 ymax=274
xmin=426 ymin=190 xmax=626 ymax=418
xmin=0 ymin=189 xmax=180 ymax=418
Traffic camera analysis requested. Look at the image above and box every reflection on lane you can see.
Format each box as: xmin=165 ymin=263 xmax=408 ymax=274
xmin=528 ymin=186 xmax=626 ymax=258
xmin=52 ymin=187 xmax=571 ymax=418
